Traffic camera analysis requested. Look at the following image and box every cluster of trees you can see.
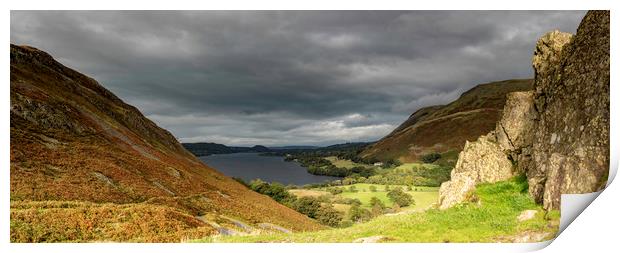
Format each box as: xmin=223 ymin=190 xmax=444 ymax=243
xmin=285 ymin=153 xmax=378 ymax=178
xmin=246 ymin=179 xmax=346 ymax=227
xmin=421 ymin=152 xmax=442 ymax=163
xmin=344 ymin=165 xmax=452 ymax=187
xmin=307 ymin=164 xmax=351 ymax=177
xmin=387 ymin=187 xmax=415 ymax=207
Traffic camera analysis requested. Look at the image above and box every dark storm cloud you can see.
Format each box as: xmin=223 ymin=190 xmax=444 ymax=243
xmin=10 ymin=10 xmax=586 ymax=146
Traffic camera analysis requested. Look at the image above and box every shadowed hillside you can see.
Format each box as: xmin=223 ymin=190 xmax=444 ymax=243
xmin=9 ymin=45 xmax=322 ymax=242
xmin=360 ymin=79 xmax=533 ymax=162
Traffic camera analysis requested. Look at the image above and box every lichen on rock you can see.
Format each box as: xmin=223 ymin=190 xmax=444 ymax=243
xmin=438 ymin=133 xmax=513 ymax=209
xmin=528 ymin=11 xmax=609 ymax=209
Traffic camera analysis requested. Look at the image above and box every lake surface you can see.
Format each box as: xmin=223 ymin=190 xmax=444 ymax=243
xmin=199 ymin=153 xmax=341 ymax=185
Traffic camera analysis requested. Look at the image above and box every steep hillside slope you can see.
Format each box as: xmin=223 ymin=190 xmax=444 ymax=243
xmin=360 ymin=79 xmax=533 ymax=162
xmin=10 ymin=45 xmax=322 ymax=242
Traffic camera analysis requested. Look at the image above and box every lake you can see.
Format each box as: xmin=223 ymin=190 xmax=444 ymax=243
xmin=199 ymin=152 xmax=341 ymax=185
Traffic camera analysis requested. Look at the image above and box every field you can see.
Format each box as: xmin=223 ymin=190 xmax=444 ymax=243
xmin=335 ymin=184 xmax=438 ymax=211
xmin=288 ymin=189 xmax=330 ymax=198
xmin=198 ymin=176 xmax=560 ymax=243
xmin=289 ymin=183 xmax=439 ymax=214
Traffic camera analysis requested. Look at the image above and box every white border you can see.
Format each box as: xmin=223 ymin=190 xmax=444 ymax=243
xmin=2 ymin=1 xmax=617 ymax=252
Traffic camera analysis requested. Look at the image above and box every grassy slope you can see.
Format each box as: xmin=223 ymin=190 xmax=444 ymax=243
xmin=201 ymin=176 xmax=559 ymax=243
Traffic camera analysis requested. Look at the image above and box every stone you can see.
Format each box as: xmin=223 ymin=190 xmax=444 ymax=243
xmin=451 ymin=133 xmax=513 ymax=184
xmin=527 ymin=11 xmax=610 ymax=209
xmin=166 ymin=167 xmax=181 ymax=179
xmin=353 ymin=235 xmax=389 ymax=243
xmin=153 ymin=181 xmax=175 ymax=196
xmin=438 ymin=173 xmax=476 ymax=210
xmin=438 ymin=133 xmax=513 ymax=209
xmin=516 ymin=210 xmax=538 ymax=222
xmin=258 ymin=223 xmax=292 ymax=234
xmin=496 ymin=91 xmax=536 ymax=153
xmin=92 ymin=172 xmax=116 ymax=188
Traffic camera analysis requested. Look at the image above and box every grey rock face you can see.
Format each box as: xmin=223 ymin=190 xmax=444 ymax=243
xmin=528 ymin=11 xmax=609 ymax=209
xmin=496 ymin=91 xmax=536 ymax=153
xmin=495 ymin=91 xmax=537 ymax=176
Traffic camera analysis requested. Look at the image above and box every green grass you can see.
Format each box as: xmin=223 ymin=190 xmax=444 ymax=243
xmin=197 ymin=176 xmax=559 ymax=243
xmin=332 ymin=183 xmax=438 ymax=210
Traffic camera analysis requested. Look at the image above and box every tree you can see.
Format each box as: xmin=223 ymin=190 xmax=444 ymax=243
xmin=249 ymin=179 xmax=297 ymax=204
xmin=387 ymin=187 xmax=415 ymax=207
xmin=369 ymin=185 xmax=377 ymax=192
xmin=348 ymin=185 xmax=358 ymax=192
xmin=369 ymin=196 xmax=385 ymax=209
xmin=369 ymin=197 xmax=385 ymax=217
xmin=384 ymin=185 xmax=390 ymax=191
xmin=342 ymin=177 xmax=355 ymax=185
xmin=327 ymin=187 xmax=343 ymax=195
xmin=421 ymin=153 xmax=441 ymax=163
xmin=348 ymin=202 xmax=371 ymax=222
xmin=291 ymin=196 xmax=322 ymax=218
xmin=316 ymin=204 xmax=344 ymax=227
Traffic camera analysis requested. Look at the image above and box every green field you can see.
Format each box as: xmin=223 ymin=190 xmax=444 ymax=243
xmin=197 ymin=176 xmax=559 ymax=243
xmin=333 ymin=183 xmax=438 ymax=211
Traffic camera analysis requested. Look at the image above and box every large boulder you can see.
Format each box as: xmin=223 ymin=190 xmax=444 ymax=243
xmin=438 ymin=133 xmax=513 ymax=209
xmin=438 ymin=174 xmax=476 ymax=210
xmin=528 ymin=11 xmax=610 ymax=209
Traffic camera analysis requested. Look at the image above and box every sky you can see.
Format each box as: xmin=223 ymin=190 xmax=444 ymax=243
xmin=10 ymin=11 xmax=586 ymax=146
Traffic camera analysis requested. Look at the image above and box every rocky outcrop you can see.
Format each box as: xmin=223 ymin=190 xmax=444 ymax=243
xmin=527 ymin=11 xmax=610 ymax=209
xmin=438 ymin=11 xmax=609 ymax=211
xmin=438 ymin=133 xmax=513 ymax=209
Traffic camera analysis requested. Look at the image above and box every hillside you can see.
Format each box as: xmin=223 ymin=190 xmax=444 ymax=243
xmin=360 ymin=79 xmax=533 ymax=162
xmin=9 ymin=45 xmax=322 ymax=242
xmin=182 ymin=142 xmax=270 ymax=156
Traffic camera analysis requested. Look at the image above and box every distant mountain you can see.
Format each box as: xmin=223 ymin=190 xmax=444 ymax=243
xmin=10 ymin=45 xmax=321 ymax=242
xmin=182 ymin=142 xmax=272 ymax=156
xmin=360 ymin=79 xmax=533 ymax=163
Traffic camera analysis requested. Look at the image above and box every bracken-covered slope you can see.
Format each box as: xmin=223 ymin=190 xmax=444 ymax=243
xmin=9 ymin=45 xmax=322 ymax=242
xmin=360 ymin=79 xmax=533 ymax=162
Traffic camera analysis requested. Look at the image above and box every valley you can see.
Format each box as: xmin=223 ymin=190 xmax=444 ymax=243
xmin=8 ymin=10 xmax=609 ymax=244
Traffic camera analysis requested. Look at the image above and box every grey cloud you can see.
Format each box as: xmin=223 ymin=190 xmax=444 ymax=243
xmin=11 ymin=10 xmax=586 ymax=146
